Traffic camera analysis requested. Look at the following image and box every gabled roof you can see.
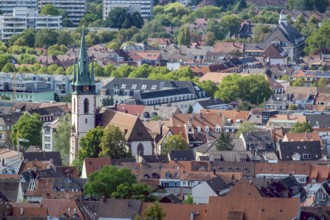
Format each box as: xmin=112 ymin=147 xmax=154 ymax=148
xmin=207 ymin=196 xmax=299 ymax=220
xmin=22 ymin=152 xmax=62 ymax=166
xmin=263 ymin=43 xmax=287 ymax=59
xmin=214 ymin=42 xmax=244 ymax=54
xmin=98 ymin=108 xmax=153 ymax=142
xmin=225 ymin=179 xmax=263 ymax=198
xmin=284 ymin=132 xmax=321 ymax=142
xmin=77 ymin=199 xmax=141 ymax=219
xmin=205 ymin=176 xmax=228 ymax=193
xmin=264 ymin=22 xmax=304 ymax=46
xmin=279 ymin=140 xmax=322 ymax=161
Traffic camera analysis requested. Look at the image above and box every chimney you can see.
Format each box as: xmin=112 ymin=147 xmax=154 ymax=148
xmin=213 ymin=166 xmax=216 ymax=175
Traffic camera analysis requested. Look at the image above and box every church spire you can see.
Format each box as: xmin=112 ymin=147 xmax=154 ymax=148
xmin=72 ymin=28 xmax=95 ymax=87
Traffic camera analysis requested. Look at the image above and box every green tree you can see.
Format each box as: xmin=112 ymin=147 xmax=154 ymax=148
xmin=0 ymin=54 xmax=13 ymax=71
xmin=215 ymin=74 xmax=272 ymax=105
xmin=99 ymin=124 xmax=128 ymax=159
xmin=162 ymin=135 xmax=188 ymax=155
xmin=11 ymin=113 xmax=43 ymax=150
xmin=111 ymin=183 xmax=152 ymax=201
xmin=236 ymin=121 xmax=257 ymax=137
xmin=35 ymin=29 xmax=59 ymax=47
xmin=237 ymin=101 xmax=254 ymax=111
xmin=102 ymin=96 xmax=114 ymax=106
xmin=315 ymin=78 xmax=329 ymax=87
xmin=252 ymin=24 xmax=271 ymax=43
xmin=84 ymin=166 xmax=136 ymax=198
xmin=1 ymin=63 xmax=16 ymax=72
xmin=143 ymin=201 xmax=166 ymax=220
xmin=234 ymin=0 xmax=247 ymax=11
xmin=79 ymin=126 xmax=104 ymax=159
xmin=292 ymin=77 xmax=305 ymax=86
xmin=40 ymin=4 xmax=61 ymax=15
xmin=305 ymin=20 xmax=330 ymax=54
xmin=290 ymin=122 xmax=313 ymax=133
xmin=198 ymin=80 xmax=218 ymax=97
xmin=53 ymin=114 xmax=71 ymax=165
xmin=220 ymin=15 xmax=242 ymax=37
xmin=184 ymin=195 xmax=194 ymax=204
xmin=216 ymin=132 xmax=233 ymax=151
xmin=288 ymin=104 xmax=298 ymax=110
xmin=177 ymin=25 xmax=191 ymax=46
xmin=288 ymin=0 xmax=328 ymax=12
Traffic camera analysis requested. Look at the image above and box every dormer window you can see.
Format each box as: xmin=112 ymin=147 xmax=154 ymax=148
xmin=132 ymin=84 xmax=137 ymax=89
xmin=141 ymin=84 xmax=147 ymax=89
xmin=121 ymin=84 xmax=126 ymax=89
xmin=197 ymin=126 xmax=201 ymax=132
xmin=205 ymin=126 xmax=209 ymax=132
xmin=151 ymin=85 xmax=157 ymax=90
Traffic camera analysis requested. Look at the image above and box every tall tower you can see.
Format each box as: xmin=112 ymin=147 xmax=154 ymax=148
xmin=69 ymin=29 xmax=96 ymax=164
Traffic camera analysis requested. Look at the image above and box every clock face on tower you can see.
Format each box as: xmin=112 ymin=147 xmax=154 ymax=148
xmin=83 ymin=86 xmax=90 ymax=92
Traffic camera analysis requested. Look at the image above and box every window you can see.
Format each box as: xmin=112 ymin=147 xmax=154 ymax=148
xmin=85 ymin=118 xmax=88 ymax=124
xmin=302 ymin=154 xmax=311 ymax=159
xmin=0 ymin=133 xmax=3 ymax=140
xmin=132 ymin=84 xmax=137 ymax=89
xmin=141 ymin=84 xmax=147 ymax=89
xmin=121 ymin=84 xmax=126 ymax=89
xmin=84 ymin=98 xmax=89 ymax=114
xmin=151 ymin=85 xmax=157 ymax=90
xmin=73 ymin=98 xmax=76 ymax=114
xmin=205 ymin=126 xmax=209 ymax=132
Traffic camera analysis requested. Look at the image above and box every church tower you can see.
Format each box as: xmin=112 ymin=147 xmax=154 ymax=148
xmin=69 ymin=29 xmax=96 ymax=164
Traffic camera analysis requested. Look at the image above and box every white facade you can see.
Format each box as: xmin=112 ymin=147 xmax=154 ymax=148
xmin=42 ymin=122 xmax=55 ymax=151
xmin=192 ymin=182 xmax=217 ymax=204
xmin=0 ymin=8 xmax=61 ymax=41
xmin=38 ymin=0 xmax=86 ymax=26
xmin=70 ymin=94 xmax=96 ymax=163
xmin=0 ymin=0 xmax=38 ymax=15
xmin=102 ymin=0 xmax=153 ymax=20
xmin=130 ymin=140 xmax=153 ymax=158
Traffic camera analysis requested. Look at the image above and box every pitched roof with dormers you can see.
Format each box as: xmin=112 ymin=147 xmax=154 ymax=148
xmin=214 ymin=42 xmax=244 ymax=54
xmin=255 ymin=162 xmax=311 ymax=176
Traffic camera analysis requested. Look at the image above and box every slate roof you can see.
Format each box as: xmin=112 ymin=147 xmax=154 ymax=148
xmin=168 ymin=149 xmax=195 ymax=161
xmin=103 ymin=78 xmax=205 ymax=99
xmin=205 ymin=176 xmax=228 ymax=193
xmin=0 ymin=179 xmax=19 ymax=202
xmin=196 ymin=98 xmax=226 ymax=108
xmin=279 ymin=140 xmax=322 ymax=161
xmin=264 ymin=21 xmax=304 ymax=46
xmin=211 ymin=161 xmax=255 ymax=177
xmin=77 ymin=199 xmax=141 ymax=220
xmin=137 ymin=87 xmax=192 ymax=99
xmin=22 ymin=152 xmax=62 ymax=166
xmin=241 ymin=131 xmax=275 ymax=151
xmin=305 ymin=113 xmax=330 ymax=128
xmin=0 ymin=112 xmax=22 ymax=126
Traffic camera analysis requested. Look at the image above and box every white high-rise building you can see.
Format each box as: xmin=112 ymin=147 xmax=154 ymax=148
xmin=102 ymin=0 xmax=153 ymax=21
xmin=0 ymin=8 xmax=62 ymax=41
xmin=38 ymin=0 xmax=86 ymax=26
xmin=0 ymin=0 xmax=38 ymax=15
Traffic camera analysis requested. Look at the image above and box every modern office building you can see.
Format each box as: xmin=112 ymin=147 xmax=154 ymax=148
xmin=0 ymin=8 xmax=62 ymax=41
xmin=102 ymin=0 xmax=153 ymax=20
xmin=38 ymin=0 xmax=86 ymax=26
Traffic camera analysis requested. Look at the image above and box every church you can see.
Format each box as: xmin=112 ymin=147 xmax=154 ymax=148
xmin=263 ymin=11 xmax=305 ymax=62
xmin=69 ymin=31 xmax=154 ymax=164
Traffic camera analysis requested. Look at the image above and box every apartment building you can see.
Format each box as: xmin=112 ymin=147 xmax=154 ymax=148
xmin=0 ymin=8 xmax=61 ymax=41
xmin=0 ymin=0 xmax=38 ymax=15
xmin=102 ymin=0 xmax=153 ymax=20
xmin=38 ymin=0 xmax=86 ymax=26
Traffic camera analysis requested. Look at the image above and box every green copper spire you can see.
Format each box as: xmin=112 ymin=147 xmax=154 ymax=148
xmin=72 ymin=28 xmax=95 ymax=87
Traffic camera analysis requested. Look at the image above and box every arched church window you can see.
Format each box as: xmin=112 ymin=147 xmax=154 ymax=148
xmin=84 ymin=98 xmax=89 ymax=114
xmin=137 ymin=143 xmax=144 ymax=156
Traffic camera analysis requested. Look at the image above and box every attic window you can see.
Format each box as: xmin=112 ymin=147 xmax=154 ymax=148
xmin=151 ymin=85 xmax=157 ymax=90
xmin=121 ymin=84 xmax=127 ymax=89
xmin=132 ymin=84 xmax=137 ymax=89
xmin=141 ymin=85 xmax=147 ymax=89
